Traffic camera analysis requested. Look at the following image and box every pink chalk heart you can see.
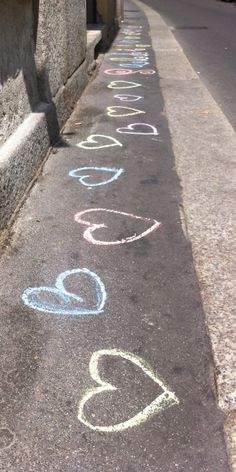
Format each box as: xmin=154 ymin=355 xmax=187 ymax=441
xmin=116 ymin=123 xmax=159 ymax=136
xmin=74 ymin=208 xmax=162 ymax=246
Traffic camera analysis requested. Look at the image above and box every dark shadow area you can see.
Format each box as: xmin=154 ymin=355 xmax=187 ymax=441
xmin=86 ymin=0 xmax=119 ymax=52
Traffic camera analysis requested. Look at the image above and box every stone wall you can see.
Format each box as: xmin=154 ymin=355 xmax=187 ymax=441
xmin=0 ymin=0 xmax=39 ymax=143
xmin=35 ymin=0 xmax=86 ymax=102
xmin=0 ymin=0 xmax=103 ymax=232
xmin=0 ymin=0 xmax=87 ymax=145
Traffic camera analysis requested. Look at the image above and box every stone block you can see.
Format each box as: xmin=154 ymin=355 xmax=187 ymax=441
xmin=35 ymin=0 xmax=86 ymax=101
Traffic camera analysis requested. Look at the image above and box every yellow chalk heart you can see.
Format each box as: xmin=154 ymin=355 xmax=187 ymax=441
xmin=106 ymin=106 xmax=145 ymax=118
xmin=78 ymin=349 xmax=179 ymax=432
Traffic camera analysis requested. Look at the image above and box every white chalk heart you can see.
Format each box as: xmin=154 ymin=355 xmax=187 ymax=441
xmin=114 ymin=94 xmax=143 ymax=102
xmin=108 ymin=81 xmax=142 ymax=90
xmin=106 ymin=106 xmax=145 ymax=118
xmin=116 ymin=123 xmax=159 ymax=136
xmin=74 ymin=208 xmax=162 ymax=246
xmin=77 ymin=135 xmax=122 ymax=150
xmin=78 ymin=349 xmax=179 ymax=432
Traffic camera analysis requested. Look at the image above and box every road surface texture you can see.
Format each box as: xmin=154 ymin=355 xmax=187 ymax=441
xmin=0 ymin=1 xmax=233 ymax=471
xmin=140 ymin=0 xmax=236 ymax=131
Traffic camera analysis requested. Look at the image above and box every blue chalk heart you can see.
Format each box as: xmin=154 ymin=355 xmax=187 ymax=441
xmin=22 ymin=268 xmax=106 ymax=316
xmin=69 ymin=167 xmax=124 ymax=188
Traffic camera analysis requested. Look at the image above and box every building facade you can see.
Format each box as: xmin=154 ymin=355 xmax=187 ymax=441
xmin=0 ymin=0 xmax=123 ymax=232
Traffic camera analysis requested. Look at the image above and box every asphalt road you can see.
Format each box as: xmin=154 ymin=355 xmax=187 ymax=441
xmin=0 ymin=2 xmax=230 ymax=472
xmin=141 ymin=0 xmax=236 ymax=130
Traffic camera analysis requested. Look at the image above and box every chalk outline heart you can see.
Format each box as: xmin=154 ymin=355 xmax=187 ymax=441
xmin=120 ymin=63 xmax=150 ymax=69
xmin=106 ymin=106 xmax=145 ymax=118
xmin=77 ymin=349 xmax=179 ymax=432
xmin=114 ymin=94 xmax=144 ymax=102
xmin=22 ymin=268 xmax=106 ymax=316
xmin=108 ymin=81 xmax=142 ymax=89
xmin=116 ymin=123 xmax=159 ymax=136
xmin=69 ymin=167 xmax=124 ymax=188
xmin=77 ymin=135 xmax=122 ymax=150
xmin=74 ymin=208 xmax=162 ymax=246
xmin=105 ymin=69 xmax=156 ymax=76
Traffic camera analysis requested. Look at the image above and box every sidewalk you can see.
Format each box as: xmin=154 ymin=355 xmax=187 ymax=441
xmin=0 ymin=1 xmax=232 ymax=471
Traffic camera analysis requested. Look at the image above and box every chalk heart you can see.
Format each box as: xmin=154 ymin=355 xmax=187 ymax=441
xmin=117 ymin=123 xmax=159 ymax=136
xmin=74 ymin=208 xmax=162 ymax=246
xmin=77 ymin=135 xmax=122 ymax=150
xmin=105 ymin=68 xmax=156 ymax=76
xmin=106 ymin=106 xmax=145 ymax=118
xmin=22 ymin=268 xmax=106 ymax=316
xmin=69 ymin=167 xmax=124 ymax=188
xmin=77 ymin=349 xmax=179 ymax=432
xmin=108 ymin=81 xmax=142 ymax=90
xmin=114 ymin=94 xmax=143 ymax=102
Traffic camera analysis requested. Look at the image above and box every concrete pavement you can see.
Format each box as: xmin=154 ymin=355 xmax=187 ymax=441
xmin=0 ymin=1 xmax=232 ymax=471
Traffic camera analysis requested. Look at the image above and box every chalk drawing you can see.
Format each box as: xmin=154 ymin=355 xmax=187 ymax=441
xmin=116 ymin=123 xmax=159 ymax=136
xmin=107 ymin=81 xmax=142 ymax=89
xmin=123 ymin=37 xmax=141 ymax=40
xmin=119 ymin=63 xmax=150 ymax=69
xmin=76 ymin=135 xmax=122 ymax=150
xmin=117 ymin=43 xmax=151 ymax=48
xmin=106 ymin=106 xmax=145 ymax=118
xmin=22 ymin=268 xmax=106 ymax=316
xmin=109 ymin=57 xmax=148 ymax=62
xmin=74 ymin=208 xmax=162 ymax=246
xmin=122 ymin=31 xmax=142 ymax=35
xmin=105 ymin=69 xmax=156 ymax=76
xmin=122 ymin=34 xmax=141 ymax=38
xmin=69 ymin=167 xmax=124 ymax=188
xmin=109 ymin=52 xmax=148 ymax=57
xmin=119 ymin=39 xmax=140 ymax=43
xmin=114 ymin=94 xmax=143 ymax=102
xmin=114 ymin=48 xmax=147 ymax=52
xmin=78 ymin=349 xmax=179 ymax=432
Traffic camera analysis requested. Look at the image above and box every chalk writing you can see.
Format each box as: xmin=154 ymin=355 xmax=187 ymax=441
xmin=119 ymin=39 xmax=141 ymax=43
xmin=114 ymin=94 xmax=143 ymax=102
xmin=69 ymin=167 xmax=124 ymax=188
xmin=109 ymin=52 xmax=148 ymax=57
xmin=116 ymin=44 xmax=151 ymax=48
xmin=122 ymin=31 xmax=142 ymax=34
xmin=116 ymin=123 xmax=159 ymax=136
xmin=106 ymin=106 xmax=145 ymax=118
xmin=78 ymin=349 xmax=179 ymax=432
xmin=109 ymin=57 xmax=148 ymax=62
xmin=76 ymin=135 xmax=122 ymax=150
xmin=107 ymin=81 xmax=142 ymax=89
xmin=105 ymin=69 xmax=156 ymax=76
xmin=22 ymin=268 xmax=106 ymax=316
xmin=123 ymin=37 xmax=141 ymax=40
xmin=114 ymin=48 xmax=147 ymax=52
xmin=74 ymin=208 xmax=162 ymax=246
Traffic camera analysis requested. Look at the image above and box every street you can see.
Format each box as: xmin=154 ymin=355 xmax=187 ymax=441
xmin=0 ymin=0 xmax=235 ymax=471
xmin=141 ymin=0 xmax=236 ymax=130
